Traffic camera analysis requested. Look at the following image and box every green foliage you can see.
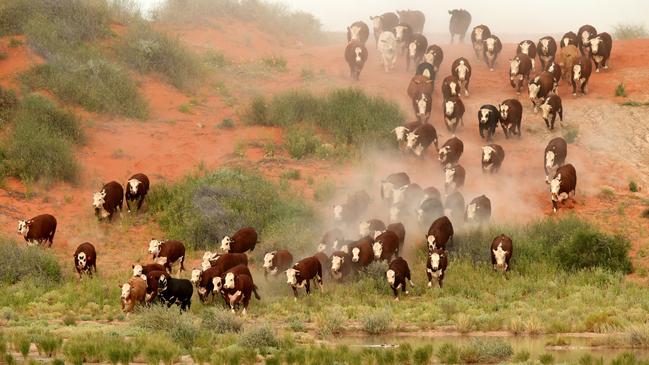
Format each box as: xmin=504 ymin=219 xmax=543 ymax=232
xmin=63 ymin=333 xmax=108 ymax=365
xmin=458 ymin=338 xmax=513 ymax=363
xmin=513 ymin=350 xmax=531 ymax=362
xmin=33 ymin=332 xmax=63 ymax=357
xmin=260 ymin=56 xmax=287 ymax=72
xmin=361 ymin=309 xmax=390 ymax=335
xmin=316 ymin=306 xmax=346 ymax=337
xmin=555 ymin=230 xmax=632 ymax=273
xmin=218 ymin=118 xmax=235 ymax=129
xmin=131 ymin=306 xmax=199 ymax=349
xmin=247 ymin=95 xmax=268 ymax=125
xmin=613 ymin=23 xmax=649 ymax=39
xmin=615 ymin=83 xmax=627 ymax=97
xmin=313 ymin=180 xmax=336 ymax=202
xmin=413 ymin=345 xmax=433 ymax=365
xmin=15 ymin=94 xmax=84 ymax=144
xmin=629 ymin=181 xmax=639 ymax=192
xmin=140 ymin=335 xmax=180 ymax=365
xmin=8 ymin=38 xmax=23 ymax=48
xmin=621 ymin=101 xmax=649 ymax=107
xmin=285 ymin=125 xmax=321 ymax=159
xmin=0 ymin=86 xmax=18 ymax=124
xmin=62 ymin=313 xmax=77 ymax=326
xmin=563 ymin=124 xmax=579 ymax=143
xmin=201 ymin=308 xmax=243 ymax=334
xmin=0 ymin=239 xmax=62 ymax=285
xmin=280 ymin=169 xmax=301 ymax=180
xmin=539 ymin=353 xmax=555 ymax=365
xmin=238 ymin=326 xmax=278 ymax=349
xmin=436 ymin=343 xmax=460 ymax=364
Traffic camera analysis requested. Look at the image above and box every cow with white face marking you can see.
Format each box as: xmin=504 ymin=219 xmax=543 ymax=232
xmin=394 ymin=24 xmax=413 ymax=59
xmin=220 ymin=272 xmax=260 ymax=315
xmin=438 ymin=137 xmax=464 ymax=169
xmin=125 ymin=173 xmax=149 ymax=213
xmin=528 ymin=72 xmax=555 ymax=112
xmin=286 ymin=256 xmax=323 ymax=299
xmin=386 ymin=257 xmax=414 ymax=300
xmin=370 ymin=12 xmax=399 ymax=46
xmin=406 ymin=123 xmax=438 ymax=157
xmin=392 ymin=183 xmax=424 ymax=213
xmin=444 ymin=165 xmax=465 ymax=193
xmin=478 ymin=104 xmax=500 ymax=142
xmin=157 ymin=275 xmax=193 ymax=312
xmin=377 ymin=31 xmax=397 ymax=72
xmin=465 ymin=195 xmax=492 ymax=225
xmin=443 ymin=96 xmax=465 ymax=134
xmin=550 ymin=164 xmax=577 ymax=213
xmin=571 ymin=56 xmax=592 ymax=96
xmin=451 ymin=57 xmax=472 ymax=96
xmin=393 ymin=120 xmax=422 ymax=152
xmin=344 ymin=40 xmax=368 ymax=81
xmin=491 ymin=234 xmax=513 ymax=272
xmin=93 ymin=181 xmax=123 ymax=221
xmin=537 ymin=36 xmax=557 ymax=70
xmin=143 ymin=270 xmax=168 ymax=303
xmin=578 ymin=24 xmax=597 ymax=55
xmin=471 ymin=25 xmax=491 ymax=61
xmin=407 ymin=75 xmax=434 ymax=123
xmin=221 ymin=227 xmax=258 ymax=254
xmin=509 ymin=53 xmax=532 ymax=94
xmin=415 ymin=62 xmax=436 ymax=80
xmin=263 ymin=250 xmax=293 ymax=279
xmin=545 ymin=60 xmax=562 ymax=88
xmin=333 ymin=190 xmax=371 ymax=225
xmin=561 ymin=31 xmax=578 ymax=49
xmin=217 ymin=264 xmax=256 ymax=296
xmin=359 ymin=219 xmax=386 ymax=239
xmin=482 ymin=35 xmax=502 ymax=71
xmin=441 ymin=75 xmax=460 ymax=100
xmin=349 ymin=237 xmax=374 ymax=271
xmin=540 ymin=94 xmax=563 ymax=130
xmin=17 ymin=213 xmax=57 ymax=247
xmin=498 ymin=99 xmax=522 ymax=138
xmin=381 ymin=172 xmax=410 ymax=204
xmin=481 ymin=144 xmax=505 ymax=174
xmin=148 ymin=239 xmax=186 ymax=275
xmin=448 ymin=9 xmax=471 ymax=44
xmin=424 ymin=45 xmax=443 ymax=74
xmin=426 ymin=216 xmax=454 ymax=252
xmin=347 ymin=21 xmax=369 ymax=44
xmin=73 ymin=242 xmax=96 ymax=279
xmin=427 ymin=248 xmax=448 ymax=288
xmin=444 ymin=192 xmax=465 ymax=227
xmin=120 ymin=276 xmax=146 ymax=314
xmin=516 ymin=40 xmax=537 ymax=70
xmin=330 ymin=250 xmax=352 ymax=281
xmin=589 ymin=32 xmax=612 ymax=72
xmin=132 ymin=263 xmax=166 ymax=279
xmin=544 ymin=137 xmax=568 ymax=183
xmin=373 ymin=230 xmax=399 ymax=262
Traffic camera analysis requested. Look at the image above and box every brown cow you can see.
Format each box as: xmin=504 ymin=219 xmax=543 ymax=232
xmin=319 ymin=228 xmax=345 ymax=253
xmin=125 ymin=173 xmax=150 ymax=213
xmin=498 ymin=98 xmax=522 ymax=138
xmin=471 ymin=25 xmax=491 ymax=60
xmin=334 ymin=190 xmax=371 ymax=224
xmin=482 ymin=35 xmax=502 ymax=71
xmin=373 ymin=230 xmax=400 ymax=261
xmin=555 ymin=45 xmax=579 ymax=82
xmin=491 ymin=234 xmax=513 ymax=272
xmin=438 ymin=137 xmax=464 ymax=168
xmin=544 ymin=137 xmax=568 ymax=183
xmin=540 ymin=94 xmax=563 ymax=130
xmin=347 ymin=21 xmax=370 ymax=44
xmin=571 ymin=56 xmax=592 ymax=96
xmin=578 ymin=24 xmax=597 ymax=55
xmin=132 ymin=263 xmax=166 ymax=278
xmin=387 ymin=222 xmax=406 ymax=253
xmin=221 ymin=227 xmax=258 ymax=253
xmin=407 ymin=75 xmax=434 ymax=123
xmin=451 ymin=57 xmax=472 ymax=96
xmin=93 ymin=181 xmax=123 ymax=221
xmin=221 ymin=273 xmax=260 ymax=315
xmin=349 ymin=237 xmax=374 ymax=270
xmin=561 ymin=31 xmax=578 ymax=48
xmin=441 ymin=75 xmax=460 ymax=100
xmin=262 ymin=250 xmax=293 ymax=278
xmin=426 ymin=216 xmax=454 ymax=251
xmin=381 ymin=172 xmax=411 ymax=203
xmin=537 ymin=36 xmax=557 ymax=70
xmin=426 ymin=248 xmax=448 ymax=288
xmin=509 ymin=53 xmax=533 ymax=94
xmin=528 ymin=72 xmax=555 ymax=112
xmin=481 ymin=144 xmax=505 ymax=174
xmin=444 ymin=164 xmax=465 ymax=193
xmin=407 ymin=34 xmax=428 ymax=71
xmin=393 ymin=121 xmax=422 ymax=152
xmin=359 ymin=219 xmax=386 ymax=239
xmin=120 ymin=276 xmax=146 ymax=314
xmin=286 ymin=256 xmax=323 ymax=299
xmin=443 ymin=96 xmax=465 ymax=133
xmin=148 ymin=239 xmax=185 ymax=275
xmin=73 ymin=242 xmax=96 ymax=279
xmin=345 ymin=40 xmax=368 ymax=81
xmin=545 ymin=60 xmax=562 ymax=87
xmin=550 ymin=164 xmax=577 ymax=213
xmin=386 ymin=257 xmax=414 ymax=300
xmin=424 ymin=45 xmax=444 ymax=73
xmin=516 ymin=40 xmax=537 ymax=70
xmin=330 ymin=251 xmax=352 ymax=281
xmin=406 ymin=123 xmax=438 ymax=157
xmin=17 ymin=214 xmax=57 ymax=247
xmin=448 ymin=9 xmax=471 ymax=44
xmin=144 ymin=270 xmax=169 ymax=303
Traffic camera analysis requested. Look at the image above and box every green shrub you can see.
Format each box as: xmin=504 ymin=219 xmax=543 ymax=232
xmin=0 ymin=239 xmax=62 ymax=285
xmin=555 ymin=230 xmax=632 ymax=273
xmin=62 ymin=312 xmax=77 ymax=326
xmin=459 ymin=338 xmax=513 ymax=363
xmin=313 ymin=181 xmax=335 ymax=202
xmin=218 ymin=118 xmax=235 ymax=129
xmin=8 ymin=38 xmax=23 ymax=48
xmin=539 ymin=353 xmax=555 ymax=365
xmin=104 ymin=336 xmax=139 ymax=365
xmin=630 ymin=181 xmax=639 ymax=192
xmin=246 ymin=95 xmax=268 ymax=125
xmin=281 ymin=169 xmax=301 ymax=180
xmin=413 ymin=345 xmax=433 ymax=365
xmin=316 ymin=306 xmax=346 ymax=337
xmin=131 ymin=306 xmax=199 ymax=349
xmin=33 ymin=332 xmax=63 ymax=357
xmin=562 ymin=124 xmax=579 ymax=143
xmin=201 ymin=308 xmax=242 ymax=334
xmin=513 ymin=350 xmax=531 ymax=362
xmin=260 ymin=56 xmax=287 ymax=72
xmin=238 ymin=326 xmax=278 ymax=349
xmin=361 ymin=309 xmax=390 ymax=335
xmin=437 ymin=343 xmax=460 ymax=364
xmin=0 ymin=86 xmax=18 ymax=124
xmin=285 ymin=125 xmax=320 ymax=159
xmin=15 ymin=94 xmax=84 ymax=144
xmin=613 ymin=23 xmax=649 ymax=39
xmin=63 ymin=333 xmax=107 ymax=365
xmin=615 ymin=83 xmax=627 ymax=97
xmin=140 ymin=335 xmax=180 ymax=365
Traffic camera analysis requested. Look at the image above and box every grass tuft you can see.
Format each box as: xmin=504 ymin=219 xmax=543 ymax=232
xmin=201 ymin=308 xmax=242 ymax=334
xmin=0 ymin=239 xmax=62 ymax=285
xmin=629 ymin=181 xmax=639 ymax=192
xmin=238 ymin=326 xmax=278 ymax=349
xmin=361 ymin=309 xmax=391 ymax=335
xmin=615 ymin=82 xmax=627 ymax=97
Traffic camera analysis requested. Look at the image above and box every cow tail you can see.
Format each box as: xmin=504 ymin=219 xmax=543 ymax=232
xmin=252 ymin=285 xmax=261 ymax=300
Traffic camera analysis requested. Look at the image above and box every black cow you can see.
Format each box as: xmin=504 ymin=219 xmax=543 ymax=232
xmin=478 ymin=104 xmax=500 ymax=141
xmin=157 ymin=275 xmax=193 ymax=312
xmin=448 ymin=9 xmax=471 ymax=44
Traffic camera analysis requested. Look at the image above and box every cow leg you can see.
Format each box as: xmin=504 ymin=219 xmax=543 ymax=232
xmin=558 ymin=108 xmax=563 ymax=122
xmin=501 ymin=123 xmax=509 ymax=139
xmin=305 ymin=280 xmax=311 ymax=295
xmin=438 ymin=277 xmax=444 ymax=288
xmin=392 ymin=286 xmax=398 ymax=299
xmin=426 ymin=269 xmax=433 ymax=287
xmin=582 ymin=80 xmax=588 ymax=94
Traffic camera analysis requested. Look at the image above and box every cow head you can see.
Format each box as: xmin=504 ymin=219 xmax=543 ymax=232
xmin=406 ymin=131 xmax=419 ymax=150
xmin=455 ymin=61 xmax=468 ymax=80
xmin=422 ymin=67 xmax=432 ymax=79
xmin=545 ymin=151 xmax=556 ymax=168
xmin=92 ymin=190 xmax=106 ymax=210
xmin=589 ymin=37 xmax=602 ymax=54
xmin=482 ymin=146 xmax=495 ymax=163
xmin=448 ymin=80 xmax=458 ymax=95
xmin=223 ymin=272 xmax=235 ymax=290
xmin=392 ymin=185 xmax=408 ymax=205
xmin=370 ymin=16 xmax=381 ymax=31
xmin=381 ymin=180 xmax=394 ymax=200
xmin=354 ymin=46 xmax=363 ymax=63
xmin=220 ymin=236 xmax=233 ymax=252
xmin=573 ymin=64 xmax=582 ymax=81
xmin=372 ymin=241 xmax=383 ymax=259
xmin=132 ymin=264 xmax=143 ymax=277
xmin=550 ymin=173 xmax=562 ymax=201
xmin=424 ymin=52 xmax=434 ymax=64
xmin=76 ymin=252 xmax=87 ymax=270
xmin=499 ymin=103 xmax=509 ymax=120
xmin=263 ymin=252 xmax=275 ymax=270
xmin=581 ymin=30 xmax=591 ymax=46
xmin=395 ymin=26 xmax=407 ymax=41
xmin=393 ymin=126 xmax=409 ymax=142
xmin=445 ymin=100 xmax=455 ymax=116
xmin=466 ymin=203 xmax=477 ymax=220
xmin=438 ymin=146 xmax=450 ymax=163
xmin=429 ymin=250 xmax=444 ymax=271
xmin=286 ymin=268 xmax=299 ymax=285
xmin=479 ymin=108 xmax=491 ymax=124
xmin=408 ymin=40 xmax=418 ymax=57
xmin=191 ymin=268 xmax=202 ymax=285
xmin=520 ymin=41 xmax=531 ymax=55
xmin=540 ymin=38 xmax=550 ymax=53
xmin=509 ymin=57 xmax=521 ymax=76
xmin=493 ymin=243 xmax=509 ymax=271
xmin=127 ymin=179 xmax=141 ymax=195
xmin=157 ymin=275 xmax=168 ymax=292
xmin=485 ymin=37 xmax=496 ymax=52
xmin=148 ymin=239 xmax=162 ymax=255
xmin=351 ymin=247 xmax=361 ymax=262
xmin=386 ymin=269 xmax=396 ymax=285
xmin=359 ymin=221 xmax=371 ymax=238
xmin=211 ymin=277 xmax=222 ymax=293
xmin=17 ymin=220 xmax=30 ymax=236
xmin=540 ymin=98 xmax=552 ymax=120
xmin=202 ymin=251 xmax=218 ymax=262
xmin=349 ymin=25 xmax=361 ymax=41
xmin=333 ymin=204 xmax=344 ymax=222
xmin=120 ymin=283 xmax=131 ymax=299
xmin=201 ymin=260 xmax=211 ymax=271
xmin=427 ymin=234 xmax=437 ymax=251
xmin=474 ymin=27 xmax=484 ymax=41
xmin=528 ymin=83 xmax=540 ymax=99
xmin=416 ymin=93 xmax=428 ymax=116
xmin=444 ymin=167 xmax=455 ymax=185
xmin=331 ymin=255 xmax=344 ymax=272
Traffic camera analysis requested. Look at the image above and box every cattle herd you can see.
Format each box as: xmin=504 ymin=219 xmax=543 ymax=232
xmin=15 ymin=8 xmax=610 ymax=317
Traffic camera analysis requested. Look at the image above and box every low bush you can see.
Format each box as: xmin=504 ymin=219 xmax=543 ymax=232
xmin=63 ymin=333 xmax=108 ymax=365
xmin=555 ymin=230 xmax=632 ymax=273
xmin=361 ymin=309 xmax=391 ymax=335
xmin=139 ymin=335 xmax=180 ymax=365
xmin=459 ymin=338 xmax=513 ymax=363
xmin=14 ymin=94 xmax=84 ymax=144
xmin=260 ymin=56 xmax=287 ymax=72
xmin=615 ymin=83 xmax=627 ymax=97
xmin=0 ymin=238 xmax=62 ymax=285
xmin=33 ymin=332 xmax=63 ymax=357
xmin=285 ymin=125 xmax=321 ymax=159
xmin=238 ymin=326 xmax=278 ymax=349
xmin=131 ymin=306 xmax=199 ymax=349
xmin=316 ymin=306 xmax=346 ymax=337
xmin=613 ymin=23 xmax=649 ymax=39
xmin=0 ymin=86 xmax=18 ymax=124
xmin=104 ymin=336 xmax=139 ymax=365
xmin=630 ymin=181 xmax=639 ymax=192
xmin=200 ymin=308 xmax=242 ymax=334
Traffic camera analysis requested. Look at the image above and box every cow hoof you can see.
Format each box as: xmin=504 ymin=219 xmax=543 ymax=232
xmin=596 ymin=69 xmax=600 ymax=73
xmin=427 ymin=282 xmax=432 ymax=288
xmin=231 ymin=309 xmax=235 ymax=314
xmin=553 ymin=208 xmax=557 ymax=213
xmin=394 ymin=297 xmax=399 ymax=301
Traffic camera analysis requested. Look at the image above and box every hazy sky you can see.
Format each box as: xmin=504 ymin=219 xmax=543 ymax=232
xmin=139 ymin=0 xmax=647 ymax=34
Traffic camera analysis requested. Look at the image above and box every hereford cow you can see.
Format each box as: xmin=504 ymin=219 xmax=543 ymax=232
xmin=194 ymin=266 xmax=221 ymax=302
xmin=387 ymin=222 xmax=406 ymax=253
xmin=422 ymin=186 xmax=442 ymax=204
xmin=517 ymin=40 xmax=537 ymax=70
xmin=491 ymin=234 xmax=513 ymax=272
xmin=344 ymin=41 xmax=368 ymax=81
xmin=221 ymin=273 xmax=259 ymax=315
xmin=545 ymin=60 xmax=562 ymax=87
xmin=537 ymin=36 xmax=557 ymax=70
xmin=451 ymin=57 xmax=472 ymax=96
xmin=407 ymin=34 xmax=428 ymax=71
xmin=347 ymin=21 xmax=369 ymax=44
xmin=443 ymin=96 xmax=465 ymax=134
xmin=73 ymin=242 xmax=96 ymax=279
xmin=359 ymin=219 xmax=386 ymax=239
xmin=286 ymin=256 xmax=323 ymax=298
xmin=589 ymin=32 xmax=612 ymax=72
xmin=93 ymin=181 xmax=123 ymax=221
xmin=373 ymin=230 xmax=400 ymax=262
xmin=218 ymin=265 xmax=258 ymax=296
xmin=550 ymin=164 xmax=577 ymax=213
xmin=330 ymin=251 xmax=352 ymax=281
xmin=393 ymin=120 xmax=422 ymax=152
xmin=471 ymin=25 xmax=491 ymax=60
xmin=427 ymin=248 xmax=448 ymax=288
xmin=386 ymin=257 xmax=414 ymax=300
xmin=478 ymin=104 xmax=500 ymax=141
xmin=528 ymin=72 xmax=555 ymax=111
xmin=556 ymin=45 xmax=580 ymax=82
xmin=439 ymin=137 xmax=464 ymax=168
xmin=415 ymin=62 xmax=435 ymax=80
xmin=395 ymin=24 xmax=413 ymax=58
xmin=221 ymin=227 xmax=258 ymax=253
xmin=509 ymin=53 xmax=533 ymax=94
xmin=370 ymin=12 xmax=399 ymax=45
xmin=498 ymin=98 xmax=523 ymax=138
xmin=201 ymin=253 xmax=248 ymax=274
xmin=483 ymin=35 xmax=502 ymax=71
xmin=318 ymin=228 xmax=345 ymax=253
xmin=441 ymin=75 xmax=460 ymax=100
xmin=578 ymin=24 xmax=597 ymax=55
xmin=381 ymin=172 xmax=411 ymax=203
xmin=125 ymin=173 xmax=149 ymax=213
xmin=263 ymin=250 xmax=293 ymax=278
xmin=444 ymin=165 xmax=465 ymax=193
xmin=544 ymin=137 xmax=568 ymax=183
xmin=540 ymin=94 xmax=563 ymax=130
xmin=444 ymin=192 xmax=465 ymax=227
xmin=561 ymin=31 xmax=578 ymax=49
xmin=132 ymin=263 xmax=166 ymax=278
xmin=465 ymin=195 xmax=492 ymax=225
xmin=157 ymin=275 xmax=193 ymax=312
xmin=424 ymin=45 xmax=444 ymax=73
xmin=397 ymin=10 xmax=425 ymax=33
xmin=426 ymin=216 xmax=454 ymax=252
xmin=17 ymin=213 xmax=57 ymax=247
xmin=350 ymin=238 xmax=374 ymax=270
xmin=448 ymin=9 xmax=471 ymax=44
xmin=120 ymin=276 xmax=147 ymax=314
xmin=417 ymin=196 xmax=444 ymax=228
xmin=406 ymin=123 xmax=438 ymax=157
xmin=377 ymin=31 xmax=397 ymax=72
xmin=482 ymin=144 xmax=505 ymax=174
xmin=333 ymin=190 xmax=371 ymax=224
xmin=144 ymin=270 xmax=169 ymax=303
xmin=148 ymin=239 xmax=186 ymax=274
xmin=571 ymin=56 xmax=592 ymax=96
xmin=407 ymin=75 xmax=434 ymax=122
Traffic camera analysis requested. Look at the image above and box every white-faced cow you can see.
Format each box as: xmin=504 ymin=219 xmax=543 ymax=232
xmin=540 ymin=94 xmax=563 ymax=130
xmin=393 ymin=120 xmax=422 ymax=152
xmin=349 ymin=237 xmax=374 ymax=270
xmin=443 ymin=96 xmax=465 ymax=134
xmin=120 ymin=276 xmax=146 ymax=314
xmin=148 ymin=239 xmax=186 ymax=275
xmin=448 ymin=9 xmax=471 ymax=44
xmin=545 ymin=60 xmax=562 ymax=87
xmin=395 ymin=24 xmax=413 ymax=59
xmin=517 ymin=40 xmax=537 ymax=70
xmin=333 ymin=190 xmax=371 ymax=225
xmin=426 ymin=216 xmax=454 ymax=252
xmin=377 ymin=31 xmax=397 ymax=72
xmin=578 ymin=24 xmax=597 ymax=55
xmin=441 ymin=75 xmax=460 ymax=100
xmin=370 ymin=12 xmax=399 ymax=46
xmin=444 ymin=192 xmax=465 ymax=227
xmin=415 ymin=61 xmax=435 ymax=80
xmin=424 ymin=45 xmax=444 ymax=74
xmin=509 ymin=53 xmax=533 ymax=94
xmin=427 ymin=248 xmax=448 ymax=288
xmin=407 ymin=75 xmax=434 ymax=123
xmin=93 ymin=181 xmax=123 ymax=221
xmin=465 ymin=195 xmax=492 ymax=225
xmin=359 ymin=218 xmax=386 ymax=239
xmin=499 ymin=98 xmax=523 ymax=138
xmin=571 ymin=56 xmax=592 ymax=96
xmin=381 ymin=172 xmax=411 ymax=204
xmin=407 ymin=34 xmax=428 ymax=71
xmin=561 ymin=31 xmax=579 ymax=49
xmin=528 ymin=72 xmax=555 ymax=112
xmin=132 ymin=263 xmax=166 ymax=278
xmin=544 ymin=137 xmax=568 ymax=183
xmin=373 ymin=230 xmax=400 ymax=262
xmin=396 ymin=10 xmax=425 ymax=34
xmin=478 ymin=104 xmax=500 ymax=142
xmin=483 ymin=35 xmax=502 ymax=71
xmin=17 ymin=213 xmax=57 ymax=247
xmin=125 ymin=173 xmax=149 ymax=213
xmin=491 ymin=234 xmax=513 ymax=272
xmin=406 ymin=123 xmax=438 ymax=157
xmin=481 ymin=144 xmax=505 ymax=174
xmin=347 ymin=21 xmax=370 ymax=44
xmin=471 ymin=25 xmax=491 ymax=60
xmin=143 ymin=270 xmax=168 ymax=304
xmin=73 ymin=242 xmax=97 ymax=279
xmin=344 ymin=40 xmax=368 ymax=81
xmin=386 ymin=257 xmax=414 ymax=300
xmin=286 ymin=256 xmax=323 ymax=299
xmin=550 ymin=164 xmax=577 ymax=213
xmin=392 ymin=183 xmax=424 ymax=213
xmin=589 ymin=32 xmax=612 ymax=72
xmin=439 ymin=137 xmax=464 ymax=168
xmin=444 ymin=165 xmax=465 ymax=193
xmin=330 ymin=250 xmax=352 ymax=281
xmin=221 ymin=227 xmax=258 ymax=253
xmin=263 ymin=250 xmax=293 ymax=279
xmin=537 ymin=36 xmax=557 ymax=70
xmin=221 ymin=272 xmax=260 ymax=315
xmin=451 ymin=57 xmax=472 ymax=96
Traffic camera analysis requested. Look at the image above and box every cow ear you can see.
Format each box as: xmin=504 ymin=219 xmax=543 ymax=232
xmin=132 ymin=264 xmax=135 ymax=269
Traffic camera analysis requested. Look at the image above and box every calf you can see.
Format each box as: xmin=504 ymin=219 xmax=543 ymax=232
xmin=120 ymin=276 xmax=147 ymax=314
xmin=571 ymin=56 xmax=592 ymax=96
xmin=407 ymin=75 xmax=434 ymax=123
xmin=17 ymin=213 xmax=56 ymax=247
xmin=417 ymin=196 xmax=444 ymax=228
xmin=550 ymin=164 xmax=577 ymax=213
xmin=438 ymin=137 xmax=464 ymax=168
xmin=465 ymin=195 xmax=492 ymax=225
xmin=330 ymin=250 xmax=352 ymax=281
xmin=482 ymin=144 xmax=505 ymax=174
xmin=406 ymin=123 xmax=438 ymax=157
xmin=370 ymin=12 xmax=399 ymax=46
xmin=93 ymin=181 xmax=123 ymax=221
xmin=589 ymin=32 xmax=612 ymax=72
xmin=195 ymin=266 xmax=228 ymax=302
xmin=448 ymin=9 xmax=472 ymax=44
xmin=347 ymin=21 xmax=370 ymax=44
xmin=393 ymin=121 xmax=422 ymax=152
xmin=478 ymin=104 xmax=500 ymax=141
xmin=350 ymin=237 xmax=374 ymax=270
xmin=381 ymin=172 xmax=410 ymax=203
xmin=509 ymin=53 xmax=533 ymax=94
xmin=407 ymin=34 xmax=428 ymax=71
xmin=444 ymin=192 xmax=465 ymax=226
xmin=544 ymin=137 xmax=568 ymax=183
xmin=482 ymin=35 xmax=502 ymax=71
xmin=537 ymin=36 xmax=557 ymax=70
xmin=373 ymin=230 xmax=400 ymax=262
xmin=441 ymin=75 xmax=460 ymax=100
xmin=443 ymin=96 xmax=465 ymax=133
xmin=286 ymin=256 xmax=323 ymax=298
xmin=578 ymin=24 xmax=597 ymax=55
xmin=415 ymin=61 xmax=436 ymax=80
xmin=377 ymin=31 xmax=397 ymax=72
xmin=387 ymin=222 xmax=406 ymax=253
xmin=426 ymin=216 xmax=454 ymax=251
xmin=451 ymin=57 xmax=472 ymax=96
xmin=386 ymin=257 xmax=414 ymax=300
xmin=424 ymin=44 xmax=444 ymax=73
xmin=556 ymin=45 xmax=580 ymax=82
xmin=517 ymin=40 xmax=537 ymax=70
xmin=561 ymin=31 xmax=578 ymax=49
xmin=157 ymin=275 xmax=193 ymax=312
xmin=545 ymin=60 xmax=562 ymax=87
xmin=334 ymin=190 xmax=371 ymax=224
xmin=498 ymin=99 xmax=522 ymax=138
xmin=133 ymin=263 xmax=166 ymax=278
xmin=148 ymin=239 xmax=186 ymax=274
xmin=344 ymin=40 xmax=368 ymax=81
xmin=444 ymin=165 xmax=466 ymax=193
xmin=125 ymin=173 xmax=149 ymax=213
xmin=540 ymin=94 xmax=563 ymax=130
xmin=263 ymin=250 xmax=293 ymax=278
xmin=221 ymin=227 xmax=257 ymax=253
xmin=426 ymin=248 xmax=448 ymax=288
xmin=395 ymin=24 xmax=413 ymax=58
xmin=528 ymin=72 xmax=555 ymax=112
xmin=471 ymin=25 xmax=491 ymax=60
xmin=491 ymin=234 xmax=513 ymax=272
xmin=221 ymin=273 xmax=259 ymax=315
xmin=359 ymin=219 xmax=386 ymax=239
xmin=73 ymin=242 xmax=96 ymax=279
